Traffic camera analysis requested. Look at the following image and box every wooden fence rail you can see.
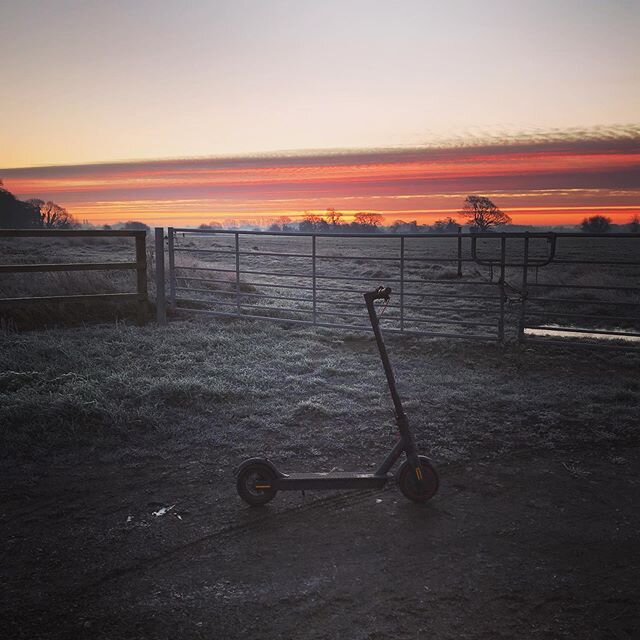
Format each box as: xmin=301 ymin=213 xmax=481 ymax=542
xmin=0 ymin=229 xmax=149 ymax=325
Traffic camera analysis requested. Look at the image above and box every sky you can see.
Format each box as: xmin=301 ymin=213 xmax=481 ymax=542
xmin=1 ymin=0 xmax=639 ymax=226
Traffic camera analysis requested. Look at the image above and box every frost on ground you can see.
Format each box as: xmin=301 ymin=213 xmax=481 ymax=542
xmin=1 ymin=317 xmax=638 ymax=465
xmin=1 ymin=318 xmax=639 ymax=639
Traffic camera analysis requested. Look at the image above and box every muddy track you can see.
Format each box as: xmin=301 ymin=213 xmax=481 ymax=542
xmin=2 ymin=446 xmax=639 ymax=639
xmin=71 ymin=486 xmax=391 ymax=596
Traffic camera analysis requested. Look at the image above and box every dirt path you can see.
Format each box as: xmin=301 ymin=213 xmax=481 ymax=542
xmin=2 ymin=445 xmax=639 ymax=639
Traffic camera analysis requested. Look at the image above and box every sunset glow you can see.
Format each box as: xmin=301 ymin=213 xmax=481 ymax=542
xmin=3 ymin=132 xmax=639 ymax=227
xmin=2 ymin=1 xmax=639 ymax=227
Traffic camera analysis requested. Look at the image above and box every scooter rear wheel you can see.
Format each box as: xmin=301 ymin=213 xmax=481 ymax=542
xmin=237 ymin=462 xmax=278 ymax=506
xmin=397 ymin=455 xmax=439 ymax=503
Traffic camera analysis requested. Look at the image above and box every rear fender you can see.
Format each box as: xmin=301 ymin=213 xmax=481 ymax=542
xmin=235 ymin=457 xmax=283 ymax=478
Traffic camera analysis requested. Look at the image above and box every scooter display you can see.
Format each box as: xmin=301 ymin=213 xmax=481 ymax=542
xmin=236 ymin=286 xmax=439 ymax=506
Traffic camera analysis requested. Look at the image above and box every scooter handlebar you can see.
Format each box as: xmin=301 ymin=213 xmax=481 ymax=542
xmin=364 ymin=286 xmax=392 ymax=302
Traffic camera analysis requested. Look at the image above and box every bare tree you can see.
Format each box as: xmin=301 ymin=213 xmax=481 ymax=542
xmin=324 ymin=207 xmax=342 ymax=227
xmin=388 ymin=219 xmax=407 ymax=233
xmin=29 ymin=199 xmax=77 ymax=228
xmin=299 ymin=211 xmax=325 ymax=231
xmin=460 ymin=196 xmax=510 ymax=231
xmin=581 ymin=215 xmax=611 ymax=233
xmin=628 ymin=215 xmax=639 ymax=233
xmin=388 ymin=219 xmax=419 ymax=234
xmin=276 ymin=215 xmax=292 ymax=230
xmin=354 ymin=212 xmax=383 ymax=227
xmin=198 ymin=221 xmax=222 ymax=230
xmin=268 ymin=216 xmax=292 ymax=232
xmin=122 ymin=220 xmax=149 ymax=230
xmin=431 ymin=216 xmax=459 ymax=233
xmin=303 ymin=212 xmax=322 ymax=225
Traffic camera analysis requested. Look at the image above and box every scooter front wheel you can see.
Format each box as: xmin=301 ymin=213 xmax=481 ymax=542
xmin=397 ymin=455 xmax=439 ymax=503
xmin=237 ymin=462 xmax=278 ymax=506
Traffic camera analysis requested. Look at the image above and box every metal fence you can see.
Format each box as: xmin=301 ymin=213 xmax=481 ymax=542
xmin=162 ymin=228 xmax=640 ymax=347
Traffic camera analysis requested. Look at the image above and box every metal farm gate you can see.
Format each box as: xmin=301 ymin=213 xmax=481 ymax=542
xmin=159 ymin=228 xmax=640 ymax=348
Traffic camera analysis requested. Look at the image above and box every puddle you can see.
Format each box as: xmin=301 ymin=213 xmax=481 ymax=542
xmin=525 ymin=326 xmax=640 ymax=343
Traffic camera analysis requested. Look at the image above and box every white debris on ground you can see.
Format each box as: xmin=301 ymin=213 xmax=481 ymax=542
xmin=152 ymin=505 xmax=176 ymax=517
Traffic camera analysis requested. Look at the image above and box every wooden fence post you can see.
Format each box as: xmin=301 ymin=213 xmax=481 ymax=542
xmin=155 ymin=227 xmax=166 ymax=325
xmin=135 ymin=232 xmax=148 ymax=325
xmin=167 ymin=227 xmax=176 ymax=308
xmin=498 ymin=235 xmax=506 ymax=343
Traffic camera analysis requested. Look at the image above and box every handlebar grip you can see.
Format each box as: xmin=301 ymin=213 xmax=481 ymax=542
xmin=365 ymin=286 xmax=392 ymax=302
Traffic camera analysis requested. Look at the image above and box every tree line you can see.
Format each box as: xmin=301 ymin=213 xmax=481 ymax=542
xmin=261 ymin=199 xmax=637 ymax=234
xmin=580 ymin=214 xmax=639 ymax=233
xmin=200 ymin=197 xmax=512 ymax=233
xmin=201 ymin=197 xmax=514 ymax=234
xmin=0 ymin=180 xmax=77 ymax=229
xmin=2 ymin=180 xmax=638 ymax=233
xmin=0 ymin=181 xmax=150 ymax=231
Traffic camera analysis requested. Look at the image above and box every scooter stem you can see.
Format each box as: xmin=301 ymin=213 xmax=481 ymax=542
xmin=365 ymin=288 xmax=425 ymax=486
xmin=364 ymin=288 xmax=406 ymax=422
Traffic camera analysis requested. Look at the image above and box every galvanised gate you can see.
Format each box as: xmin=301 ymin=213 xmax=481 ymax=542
xmin=158 ymin=228 xmax=640 ymax=348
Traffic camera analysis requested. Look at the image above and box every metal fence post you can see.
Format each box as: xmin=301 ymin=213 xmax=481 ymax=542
xmin=235 ymin=232 xmax=241 ymax=315
xmin=135 ymin=231 xmax=148 ymax=326
xmin=312 ymin=234 xmax=317 ymax=325
xmin=457 ymin=226 xmax=463 ymax=277
xmin=518 ymin=234 xmax=530 ymax=343
xmin=400 ymin=235 xmax=405 ymax=331
xmin=498 ymin=235 xmax=506 ymax=342
xmin=154 ymin=227 xmax=166 ymax=325
xmin=167 ymin=227 xmax=176 ymax=308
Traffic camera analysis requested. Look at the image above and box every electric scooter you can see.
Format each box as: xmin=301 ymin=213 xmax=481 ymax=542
xmin=236 ymin=286 xmax=439 ymax=506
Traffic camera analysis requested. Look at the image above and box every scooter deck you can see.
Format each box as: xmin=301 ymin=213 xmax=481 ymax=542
xmin=277 ymin=472 xmax=389 ymax=491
